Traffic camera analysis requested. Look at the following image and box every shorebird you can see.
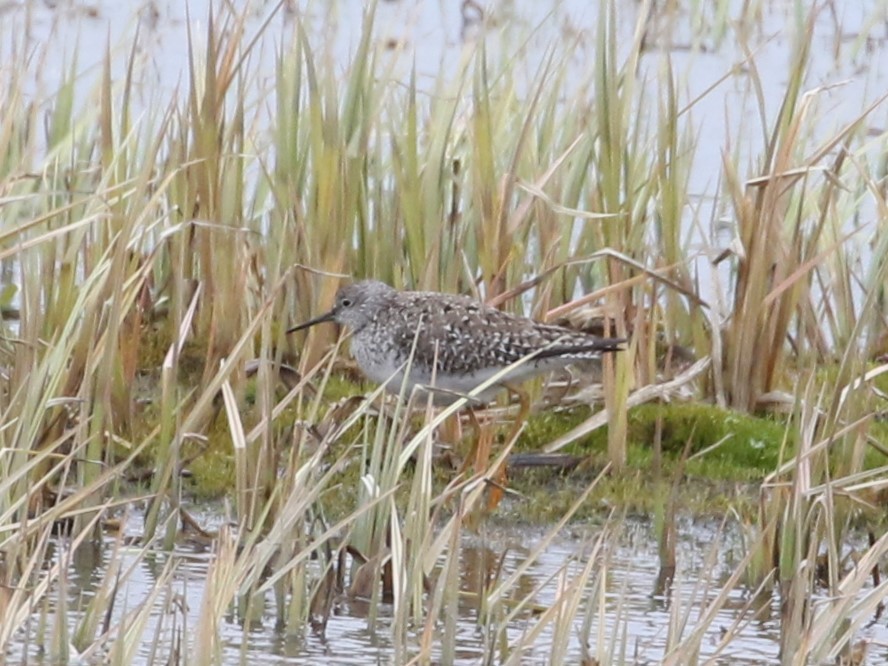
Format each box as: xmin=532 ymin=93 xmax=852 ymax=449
xmin=288 ymin=280 xmax=624 ymax=405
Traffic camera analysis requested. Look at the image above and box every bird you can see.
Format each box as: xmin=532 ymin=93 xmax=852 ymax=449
xmin=288 ymin=280 xmax=625 ymax=405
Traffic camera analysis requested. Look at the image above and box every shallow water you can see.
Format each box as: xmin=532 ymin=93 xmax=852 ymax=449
xmin=8 ymin=511 xmax=887 ymax=665
xmin=7 ymin=0 xmax=888 ymax=199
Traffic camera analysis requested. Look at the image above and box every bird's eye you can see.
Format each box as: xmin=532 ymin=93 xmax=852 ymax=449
xmin=341 ymin=298 xmax=353 ymax=308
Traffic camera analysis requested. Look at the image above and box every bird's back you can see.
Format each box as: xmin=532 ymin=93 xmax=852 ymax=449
xmin=358 ymin=289 xmax=620 ymax=377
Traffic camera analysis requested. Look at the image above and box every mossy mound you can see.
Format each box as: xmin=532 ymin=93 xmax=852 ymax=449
xmin=519 ymin=402 xmax=787 ymax=474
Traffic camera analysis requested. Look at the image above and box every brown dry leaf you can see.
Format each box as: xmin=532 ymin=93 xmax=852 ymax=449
xmin=348 ymin=550 xmax=391 ymax=600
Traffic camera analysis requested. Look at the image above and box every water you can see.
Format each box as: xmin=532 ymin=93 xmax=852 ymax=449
xmin=7 ymin=0 xmax=888 ymax=203
xmin=10 ymin=510 xmax=888 ymax=664
xmin=7 ymin=513 xmax=801 ymax=664
xmin=3 ymin=0 xmax=887 ymax=313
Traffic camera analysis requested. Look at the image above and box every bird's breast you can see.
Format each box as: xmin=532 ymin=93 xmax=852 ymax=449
xmin=350 ymin=331 xmax=408 ymax=387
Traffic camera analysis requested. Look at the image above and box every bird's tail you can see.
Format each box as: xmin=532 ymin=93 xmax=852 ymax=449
xmin=538 ymin=337 xmax=627 ymax=359
xmin=593 ymin=337 xmax=627 ymax=353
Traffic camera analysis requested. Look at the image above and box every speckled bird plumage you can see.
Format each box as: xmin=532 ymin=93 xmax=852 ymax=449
xmin=289 ymin=280 xmax=624 ymax=404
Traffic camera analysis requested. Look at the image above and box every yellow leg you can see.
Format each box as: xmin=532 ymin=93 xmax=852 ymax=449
xmin=478 ymin=384 xmax=529 ymax=512
xmin=460 ymin=385 xmax=531 ymax=515
xmin=502 ymin=382 xmax=531 ymax=445
xmin=457 ymin=408 xmax=492 ymax=476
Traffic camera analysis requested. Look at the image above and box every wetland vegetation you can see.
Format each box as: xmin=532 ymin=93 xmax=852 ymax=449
xmin=2 ymin=0 xmax=888 ymax=663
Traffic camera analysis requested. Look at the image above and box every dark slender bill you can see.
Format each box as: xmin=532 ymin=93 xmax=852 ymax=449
xmin=287 ymin=310 xmax=337 ymax=333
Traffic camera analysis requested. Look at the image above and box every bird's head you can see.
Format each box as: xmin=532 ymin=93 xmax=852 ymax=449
xmin=287 ymin=280 xmax=395 ymax=334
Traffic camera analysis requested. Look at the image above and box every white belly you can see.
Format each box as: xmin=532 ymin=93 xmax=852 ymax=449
xmin=351 ymin=335 xmax=567 ymax=405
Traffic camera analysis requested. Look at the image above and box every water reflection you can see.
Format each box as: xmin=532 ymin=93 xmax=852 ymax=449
xmin=9 ymin=512 xmax=888 ymax=664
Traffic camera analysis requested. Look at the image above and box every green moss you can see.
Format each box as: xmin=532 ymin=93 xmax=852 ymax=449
xmin=136 ymin=322 xmax=172 ymax=371
xmin=321 ymin=374 xmax=367 ymax=401
xmin=516 ymin=407 xmax=594 ymax=452
xmin=187 ymin=446 xmax=236 ymax=499
xmin=501 ymin=456 xmax=761 ymax=524
xmin=284 ymin=397 xmax=794 ymax=524
xmin=124 ymin=359 xmax=887 ymax=524
xmin=496 ymin=402 xmax=792 ymax=524
xmin=813 ymin=361 xmax=888 ymax=395
xmin=184 ymin=408 xmax=237 ymax=499
xmin=865 ymin=420 xmax=888 ymax=465
xmin=518 ymin=402 xmax=787 ymax=474
xmin=627 ymin=403 xmax=786 ymax=470
xmin=136 ymin=321 xmax=207 ymax=384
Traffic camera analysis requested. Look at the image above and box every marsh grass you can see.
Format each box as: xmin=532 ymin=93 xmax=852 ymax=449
xmin=1 ymin=0 xmax=888 ymax=663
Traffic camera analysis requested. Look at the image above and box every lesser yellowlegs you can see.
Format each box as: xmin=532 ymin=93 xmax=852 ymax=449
xmin=288 ymin=280 xmax=625 ymax=405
